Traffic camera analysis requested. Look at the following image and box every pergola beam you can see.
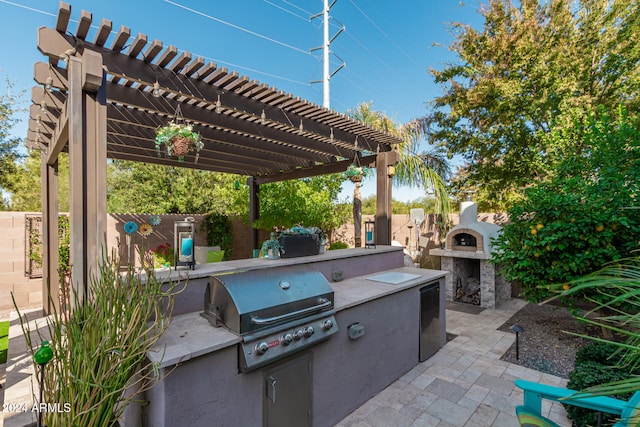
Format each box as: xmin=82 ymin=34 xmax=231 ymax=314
xmin=30 ymin=4 xmax=405 ymax=314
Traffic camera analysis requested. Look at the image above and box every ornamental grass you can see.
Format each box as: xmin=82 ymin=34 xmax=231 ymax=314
xmin=14 ymin=246 xmax=181 ymax=427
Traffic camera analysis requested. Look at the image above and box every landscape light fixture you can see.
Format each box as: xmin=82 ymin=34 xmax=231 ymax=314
xmin=45 ymin=76 xmax=53 ymax=92
xmin=215 ymin=94 xmax=222 ymax=113
xmin=511 ymin=324 xmax=524 ymax=360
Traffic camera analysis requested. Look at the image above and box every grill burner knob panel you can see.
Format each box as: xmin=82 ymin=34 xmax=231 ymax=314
xmin=239 ymin=314 xmax=338 ymax=372
xmin=321 ymin=319 xmax=334 ymax=331
xmin=281 ymin=333 xmax=293 ymax=346
xmin=256 ymin=342 xmax=269 ymax=355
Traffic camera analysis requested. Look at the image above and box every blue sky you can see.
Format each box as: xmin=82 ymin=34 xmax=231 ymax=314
xmin=0 ymin=0 xmax=483 ymax=202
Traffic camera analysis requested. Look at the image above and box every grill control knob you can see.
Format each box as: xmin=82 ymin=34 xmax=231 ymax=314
xmin=321 ymin=319 xmax=334 ymax=331
xmin=303 ymin=326 xmax=314 ymax=338
xmin=256 ymin=342 xmax=269 ymax=355
xmin=293 ymin=329 xmax=304 ymax=341
xmin=281 ymin=333 xmax=293 ymax=346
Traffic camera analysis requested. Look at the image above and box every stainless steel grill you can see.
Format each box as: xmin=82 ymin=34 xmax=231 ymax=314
xmin=203 ymin=265 xmax=338 ymax=372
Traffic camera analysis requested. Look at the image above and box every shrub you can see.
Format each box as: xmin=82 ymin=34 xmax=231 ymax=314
xmin=491 ymin=107 xmax=640 ymax=304
xmin=566 ymin=342 xmax=640 ymax=426
xmin=202 ymin=212 xmax=232 ymax=260
xmin=329 ymin=241 xmax=349 ymax=250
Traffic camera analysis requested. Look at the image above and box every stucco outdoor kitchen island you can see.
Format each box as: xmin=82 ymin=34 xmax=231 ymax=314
xmin=143 ymin=246 xmax=447 ymax=427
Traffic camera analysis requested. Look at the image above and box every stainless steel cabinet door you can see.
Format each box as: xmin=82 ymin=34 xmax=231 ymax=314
xmin=264 ymin=353 xmax=312 ymax=427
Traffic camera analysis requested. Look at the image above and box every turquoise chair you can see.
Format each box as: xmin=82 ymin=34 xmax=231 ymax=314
xmin=515 ymin=379 xmax=640 ymax=427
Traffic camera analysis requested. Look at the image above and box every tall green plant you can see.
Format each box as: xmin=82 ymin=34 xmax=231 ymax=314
xmin=202 ymin=212 xmax=232 ymax=260
xmin=14 ymin=248 xmax=178 ymax=427
xmin=492 ymin=107 xmax=640 ymax=303
xmin=549 ymin=256 xmax=640 ymax=398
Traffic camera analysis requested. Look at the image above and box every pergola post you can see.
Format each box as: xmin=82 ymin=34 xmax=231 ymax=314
xmin=248 ymin=177 xmax=260 ymax=255
xmin=67 ymin=53 xmax=106 ymax=307
xmin=41 ymin=153 xmax=59 ymax=314
xmin=375 ymin=151 xmax=400 ymax=245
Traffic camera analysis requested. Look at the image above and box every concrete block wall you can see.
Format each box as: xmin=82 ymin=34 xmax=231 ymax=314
xmin=0 ymin=212 xmax=43 ymax=312
xmin=1 ymin=210 xmax=508 ymax=313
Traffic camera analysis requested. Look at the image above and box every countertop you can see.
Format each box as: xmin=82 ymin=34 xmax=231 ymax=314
xmin=148 ymin=246 xmax=404 ymax=283
xmin=148 ymin=266 xmax=447 ymax=368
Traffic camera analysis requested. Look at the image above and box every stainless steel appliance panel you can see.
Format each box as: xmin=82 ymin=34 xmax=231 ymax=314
xmin=264 ymin=353 xmax=311 ymax=427
xmin=419 ymin=282 xmax=441 ymax=362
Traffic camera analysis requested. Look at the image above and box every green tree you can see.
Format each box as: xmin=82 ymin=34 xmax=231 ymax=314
xmin=491 ymin=107 xmax=640 ymax=303
xmin=107 ymin=160 xmax=247 ymax=215
xmin=361 ymin=195 xmax=437 ymax=215
xmin=254 ymin=175 xmax=350 ymax=238
xmin=0 ymin=78 xmax=24 ymax=208
xmin=346 ymin=102 xmax=451 ymax=244
xmin=423 ymin=0 xmax=640 ymax=196
xmin=6 ymin=151 xmax=70 ymax=211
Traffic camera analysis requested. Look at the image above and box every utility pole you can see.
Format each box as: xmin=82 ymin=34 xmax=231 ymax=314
xmin=311 ymin=0 xmax=345 ymax=109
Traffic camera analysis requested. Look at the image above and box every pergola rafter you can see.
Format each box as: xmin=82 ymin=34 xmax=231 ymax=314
xmin=28 ymin=2 xmax=403 ymax=314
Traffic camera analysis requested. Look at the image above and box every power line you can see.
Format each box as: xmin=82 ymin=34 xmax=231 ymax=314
xmin=280 ymin=0 xmax=313 ymax=16
xmin=164 ymin=0 xmax=312 ymax=56
xmin=262 ymin=0 xmax=308 ymax=21
xmin=0 ymin=0 xmax=311 ymax=90
xmin=346 ymin=0 xmax=421 ymax=68
xmin=202 ymin=55 xmax=311 ymax=87
xmin=0 ymin=0 xmax=54 ymax=17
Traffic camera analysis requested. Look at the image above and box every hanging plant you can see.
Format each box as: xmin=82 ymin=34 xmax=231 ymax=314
xmin=343 ymin=164 xmax=370 ymax=183
xmin=155 ymin=121 xmax=203 ymax=161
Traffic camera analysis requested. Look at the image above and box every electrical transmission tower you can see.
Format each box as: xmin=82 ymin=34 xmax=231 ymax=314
xmin=310 ymin=0 xmax=345 ymax=109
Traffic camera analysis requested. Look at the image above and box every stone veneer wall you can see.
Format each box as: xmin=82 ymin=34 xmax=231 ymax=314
xmin=440 ymin=255 xmax=511 ymax=309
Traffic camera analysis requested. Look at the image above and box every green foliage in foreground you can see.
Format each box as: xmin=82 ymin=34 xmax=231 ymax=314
xmin=492 ymin=107 xmax=640 ymax=303
xmin=566 ymin=342 xmax=639 ymax=427
xmin=0 ymin=320 xmax=8 ymax=364
xmin=14 ymin=250 xmax=179 ymax=427
xmin=546 ymin=255 xmax=640 ymax=412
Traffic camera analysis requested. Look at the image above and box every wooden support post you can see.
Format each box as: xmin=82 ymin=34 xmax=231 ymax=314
xmin=248 ymin=177 xmax=260 ymax=255
xmin=82 ymin=52 xmax=107 ymax=282
xmin=375 ymin=151 xmax=399 ymax=246
xmin=68 ymin=56 xmax=85 ymax=306
xmin=67 ymin=51 xmax=106 ymax=306
xmin=41 ymin=152 xmax=59 ymax=315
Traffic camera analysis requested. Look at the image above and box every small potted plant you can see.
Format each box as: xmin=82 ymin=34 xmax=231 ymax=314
xmin=155 ymin=121 xmax=203 ymax=161
xmin=344 ymin=164 xmax=370 ymax=183
xmin=261 ymin=238 xmax=284 ymax=259
xmin=278 ymin=225 xmax=324 ymax=258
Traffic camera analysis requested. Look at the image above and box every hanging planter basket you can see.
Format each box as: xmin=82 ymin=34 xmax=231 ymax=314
xmin=154 ymin=106 xmax=203 ymax=162
xmin=344 ymin=164 xmax=369 ymax=183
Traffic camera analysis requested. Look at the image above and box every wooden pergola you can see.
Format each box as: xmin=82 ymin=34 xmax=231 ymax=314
xmin=27 ymin=3 xmax=403 ymax=313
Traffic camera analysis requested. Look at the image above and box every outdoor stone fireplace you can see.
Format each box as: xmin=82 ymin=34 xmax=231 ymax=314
xmin=430 ymin=200 xmax=510 ymax=309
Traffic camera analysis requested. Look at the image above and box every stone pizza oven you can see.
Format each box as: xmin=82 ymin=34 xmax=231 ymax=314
xmin=430 ymin=200 xmax=510 ymax=309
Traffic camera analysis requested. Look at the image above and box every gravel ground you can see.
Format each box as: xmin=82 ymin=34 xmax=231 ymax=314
xmin=497 ymin=302 xmax=602 ymax=379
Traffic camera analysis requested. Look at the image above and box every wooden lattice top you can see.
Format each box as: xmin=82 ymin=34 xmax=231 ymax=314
xmin=27 ymin=2 xmax=403 ymax=181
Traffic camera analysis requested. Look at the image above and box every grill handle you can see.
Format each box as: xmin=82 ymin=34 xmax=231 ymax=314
xmin=251 ymin=298 xmax=332 ymax=326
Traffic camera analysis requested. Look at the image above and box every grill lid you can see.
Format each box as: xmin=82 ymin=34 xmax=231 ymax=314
xmin=203 ymin=265 xmax=335 ymax=334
